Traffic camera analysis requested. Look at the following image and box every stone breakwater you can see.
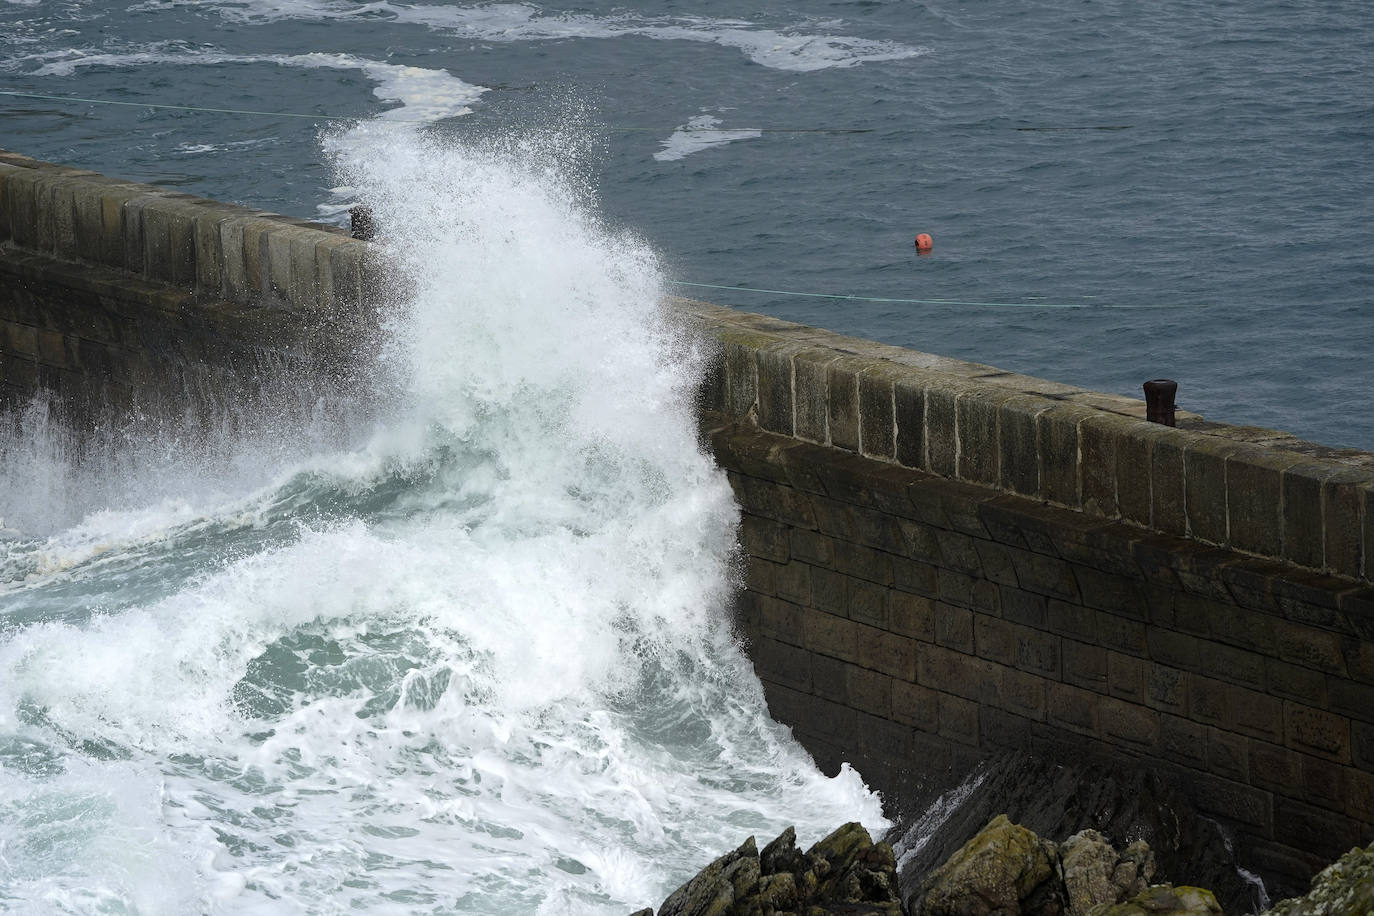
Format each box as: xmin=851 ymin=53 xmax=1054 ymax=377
xmin=636 ymin=818 xmax=1374 ymax=916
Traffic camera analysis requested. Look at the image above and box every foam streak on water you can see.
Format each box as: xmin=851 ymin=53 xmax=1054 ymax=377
xmin=0 ymin=126 xmax=884 ymax=914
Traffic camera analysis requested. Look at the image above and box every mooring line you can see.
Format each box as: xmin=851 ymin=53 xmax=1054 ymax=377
xmin=671 ymin=281 xmax=1197 ymax=310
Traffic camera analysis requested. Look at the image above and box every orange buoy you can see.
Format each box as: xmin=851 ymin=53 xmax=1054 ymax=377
xmin=914 ymin=233 xmax=933 ymax=252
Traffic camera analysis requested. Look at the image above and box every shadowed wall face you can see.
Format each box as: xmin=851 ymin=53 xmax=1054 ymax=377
xmin=680 ymin=300 xmax=1374 ymax=889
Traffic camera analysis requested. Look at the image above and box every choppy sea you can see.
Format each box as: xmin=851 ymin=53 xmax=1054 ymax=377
xmin=0 ymin=2 xmax=1370 ymax=912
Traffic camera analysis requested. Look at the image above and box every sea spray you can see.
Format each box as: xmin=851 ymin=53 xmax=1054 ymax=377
xmin=0 ymin=128 xmax=885 ymax=913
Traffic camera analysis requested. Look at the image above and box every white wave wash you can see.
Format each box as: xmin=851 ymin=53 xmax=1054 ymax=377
xmin=0 ymin=128 xmax=885 ymax=912
xmin=137 ymin=0 xmax=926 ymax=72
xmin=655 ymin=114 xmax=763 ymax=162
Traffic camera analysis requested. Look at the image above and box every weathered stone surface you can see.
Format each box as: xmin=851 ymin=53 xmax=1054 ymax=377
xmin=1061 ymin=830 xmax=1154 ymax=916
xmin=1087 ymin=885 xmax=1222 ymax=916
xmin=1263 ymin=841 xmax=1374 ymax=916
xmin=909 ymin=814 xmax=1063 ymax=916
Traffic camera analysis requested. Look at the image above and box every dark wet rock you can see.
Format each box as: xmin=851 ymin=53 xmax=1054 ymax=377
xmin=886 ymin=751 xmax=1260 ymax=916
xmin=635 ymin=823 xmax=904 ymax=916
xmin=1262 ymin=841 xmax=1374 ymax=916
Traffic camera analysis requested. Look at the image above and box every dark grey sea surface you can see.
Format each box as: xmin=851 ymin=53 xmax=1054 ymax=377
xmin=3 ymin=0 xmax=1371 ymax=449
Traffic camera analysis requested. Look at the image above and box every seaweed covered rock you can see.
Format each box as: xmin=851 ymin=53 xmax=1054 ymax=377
xmin=908 ymin=814 xmax=1062 ymax=915
xmin=636 ymin=823 xmax=903 ymax=916
xmin=1087 ymin=885 xmax=1222 ymax=916
xmin=1262 ymin=842 xmax=1374 ymax=916
xmin=1060 ymin=830 xmax=1154 ymax=916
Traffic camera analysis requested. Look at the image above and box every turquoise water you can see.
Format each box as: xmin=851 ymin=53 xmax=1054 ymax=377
xmin=1 ymin=0 xmax=1369 ymax=447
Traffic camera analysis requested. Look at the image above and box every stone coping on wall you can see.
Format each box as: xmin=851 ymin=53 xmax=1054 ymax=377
xmin=671 ymin=298 xmax=1374 ymax=585
xmin=0 ymin=149 xmax=376 ymax=317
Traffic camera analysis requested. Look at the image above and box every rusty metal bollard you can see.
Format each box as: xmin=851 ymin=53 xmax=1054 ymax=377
xmin=1143 ymin=379 xmax=1178 ymax=426
xmin=350 ymin=206 xmax=375 ymax=241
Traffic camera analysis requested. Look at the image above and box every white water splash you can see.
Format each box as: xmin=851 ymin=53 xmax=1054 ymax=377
xmin=655 ymin=114 xmax=762 ymax=162
xmin=0 ymin=126 xmax=886 ymax=913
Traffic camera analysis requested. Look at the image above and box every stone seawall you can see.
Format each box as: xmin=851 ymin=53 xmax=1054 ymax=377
xmin=675 ymin=300 xmax=1374 ymax=889
xmin=4 ymin=152 xmax=1374 ymax=893
xmin=0 ymin=149 xmax=378 ymax=425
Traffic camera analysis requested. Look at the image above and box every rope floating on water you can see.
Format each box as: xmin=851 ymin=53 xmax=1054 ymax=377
xmin=671 ymin=281 xmax=1198 ymax=310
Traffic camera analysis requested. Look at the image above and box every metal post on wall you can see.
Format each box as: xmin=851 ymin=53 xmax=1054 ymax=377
xmin=1143 ymin=379 xmax=1178 ymax=426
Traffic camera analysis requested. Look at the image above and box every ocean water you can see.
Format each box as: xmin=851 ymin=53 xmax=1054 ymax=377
xmin=1 ymin=0 xmax=1370 ymax=448
xmin=0 ymin=3 xmax=1370 ymax=911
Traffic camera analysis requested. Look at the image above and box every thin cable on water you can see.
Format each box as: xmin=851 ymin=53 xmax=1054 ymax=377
xmin=671 ymin=281 xmax=1199 ymax=310
xmin=0 ymin=89 xmax=868 ymax=131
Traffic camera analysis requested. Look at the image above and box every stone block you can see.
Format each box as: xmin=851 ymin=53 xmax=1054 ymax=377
xmin=1079 ymin=412 xmax=1140 ymax=519
xmin=893 ymin=374 xmax=926 ymax=469
xmin=1205 ymin=599 xmax=1275 ymax=653
xmin=955 ymin=387 xmax=1009 ymax=487
xmin=1047 ymin=600 xmax=1096 ymax=643
xmin=1327 ymin=676 xmax=1374 ymax=725
xmin=833 ymin=540 xmax=893 ymax=586
xmin=1007 ymin=548 xmax=1080 ymax=601
xmin=802 ymin=607 xmax=862 ymax=664
xmin=1036 ymin=403 xmax=1093 ymax=508
xmin=861 ymin=631 xmax=917 ymax=681
xmin=1274 ymin=798 xmax=1360 ymax=861
xmin=850 ymin=504 xmax=905 ymax=554
xmin=1015 ymin=625 xmax=1061 ymax=678
xmin=721 ymin=333 xmax=761 ymax=420
xmin=141 ymin=200 xmax=198 ymax=287
xmin=937 ymin=530 xmax=983 ymax=575
xmin=924 ymin=382 xmax=960 ymax=478
xmin=1002 ymin=588 xmax=1047 ymax=628
xmin=825 ymin=356 xmax=866 ymax=453
xmin=1344 ymin=766 xmax=1374 ymax=821
xmin=1183 ymin=435 xmax=1243 ymax=546
xmin=741 ymin=514 xmax=790 ymax=562
xmin=937 ymin=692 xmax=980 ymax=745
xmin=892 ymin=679 xmax=939 ymax=732
xmin=286 ymin=228 xmax=325 ymax=312
xmin=1249 ymin=739 xmax=1301 ymax=793
xmin=810 ymin=566 xmax=846 ymax=615
xmin=326 ymin=237 xmax=366 ymax=311
xmin=1154 ymin=436 xmax=1191 ymax=535
xmin=1364 ymin=482 xmax=1374 ymax=582
xmin=893 ymin=557 xmax=938 ymax=596
xmin=774 ymin=561 xmax=812 ymax=606
xmin=973 ymin=540 xmax=1019 ymax=589
xmin=1193 ymin=774 xmax=1274 ymax=834
xmin=1108 ymin=651 xmax=1146 ymax=702
xmin=974 ymin=615 xmax=1015 ymax=665
xmin=847 ymin=578 xmax=889 ymax=628
xmin=981 ymin=707 xmax=1035 ymax=750
xmin=1145 ymin=663 xmax=1188 ymax=714
xmin=1207 ymin=643 xmax=1266 ymax=690
xmin=792 ymin=347 xmax=836 ymax=443
xmin=1146 ymin=628 xmax=1199 ymax=671
xmin=1158 ymin=713 xmax=1207 ymax=766
xmin=1097 ymin=614 xmax=1147 ymax=655
xmin=1281 ymin=461 xmax=1344 ymax=571
xmin=1100 ymin=696 xmax=1160 ymax=749
xmin=997 ymin=395 xmax=1047 ymax=498
xmin=810 ymin=653 xmax=847 ymax=699
xmin=918 ymin=642 xmax=1000 ymax=705
xmin=846 ymin=665 xmax=893 ymax=718
xmin=239 ymin=217 xmax=277 ymax=302
xmin=1114 ymin=422 xmax=1167 ymax=528
xmin=1046 ymin=681 xmax=1098 ymax=736
xmin=1226 ymin=447 xmax=1302 ymax=559
xmin=1205 ymin=726 xmax=1249 ymax=781
xmin=755 ymin=595 xmax=805 ymax=646
xmin=1274 ymin=620 xmax=1347 ymax=674
xmin=1062 ymin=639 xmax=1108 ymax=692
xmin=751 ymin=638 xmax=812 ymax=693
xmin=1300 ymin=753 xmax=1347 ymax=811
xmin=755 ymin=341 xmax=797 ymax=436
xmin=936 ymin=568 xmax=974 ymax=608
xmin=728 ymin=473 xmax=816 ymax=529
xmin=859 ymin=363 xmax=903 ymax=460
xmin=891 ymin=591 xmax=935 ymax=641
xmin=934 ymin=604 xmax=974 ymax=653
xmin=789 ymin=527 xmax=833 ymax=566
xmin=1001 ymin=668 xmax=1046 ymax=720
xmin=1283 ymin=702 xmax=1351 ymax=763
xmin=1324 ymin=469 xmax=1369 ymax=579
xmin=810 ymin=493 xmax=855 ymax=539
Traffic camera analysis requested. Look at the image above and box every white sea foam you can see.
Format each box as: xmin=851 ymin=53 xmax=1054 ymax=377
xmin=24 ymin=46 xmax=486 ymax=122
xmin=0 ymin=126 xmax=886 ymax=912
xmin=137 ymin=0 xmax=926 ymax=71
xmin=655 ymin=113 xmax=763 ymax=162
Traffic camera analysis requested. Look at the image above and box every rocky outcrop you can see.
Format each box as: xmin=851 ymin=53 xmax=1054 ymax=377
xmin=906 ymin=815 xmax=1217 ymax=916
xmin=1262 ymin=841 xmax=1374 ymax=916
xmin=635 ymin=823 xmax=904 ymax=916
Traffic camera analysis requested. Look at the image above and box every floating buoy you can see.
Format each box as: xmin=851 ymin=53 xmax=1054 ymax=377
xmin=914 ymin=233 xmax=933 ymax=252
